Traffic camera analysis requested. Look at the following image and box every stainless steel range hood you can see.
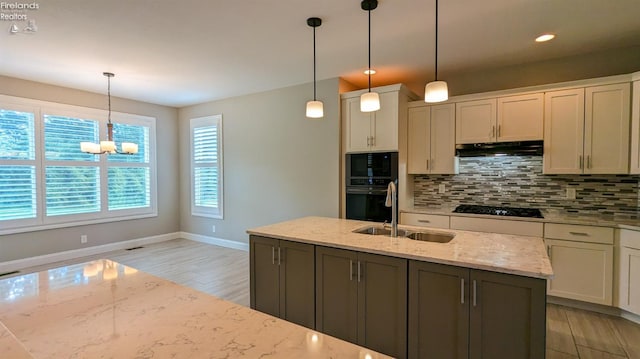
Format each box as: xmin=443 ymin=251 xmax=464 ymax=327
xmin=455 ymin=141 xmax=543 ymax=157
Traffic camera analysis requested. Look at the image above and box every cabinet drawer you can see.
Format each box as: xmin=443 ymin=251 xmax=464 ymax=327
xmin=450 ymin=216 xmax=543 ymax=237
xmin=401 ymin=213 xmax=450 ymax=229
xmin=544 ymin=223 xmax=613 ymax=244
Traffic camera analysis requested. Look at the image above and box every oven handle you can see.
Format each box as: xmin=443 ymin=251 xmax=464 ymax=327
xmin=346 ymin=188 xmax=388 ymax=195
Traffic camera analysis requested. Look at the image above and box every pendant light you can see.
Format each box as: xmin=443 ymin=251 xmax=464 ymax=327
xmin=80 ymin=72 xmax=138 ymax=155
xmin=360 ymin=0 xmax=380 ymax=112
xmin=424 ymin=0 xmax=448 ymax=103
xmin=306 ymin=17 xmax=323 ymax=119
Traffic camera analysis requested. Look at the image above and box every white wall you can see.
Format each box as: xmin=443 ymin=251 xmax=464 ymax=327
xmin=178 ymin=78 xmax=341 ymax=244
xmin=0 ymin=76 xmax=180 ymax=262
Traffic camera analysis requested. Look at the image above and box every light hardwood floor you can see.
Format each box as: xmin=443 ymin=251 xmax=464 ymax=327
xmin=7 ymin=238 xmax=640 ymax=358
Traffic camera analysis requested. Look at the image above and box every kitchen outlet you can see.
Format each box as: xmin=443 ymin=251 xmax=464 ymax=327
xmin=566 ymin=188 xmax=576 ymax=200
xmin=80 ymin=235 xmax=88 ymax=244
xmin=212 ymin=225 xmax=216 ymax=233
xmin=438 ymin=184 xmax=446 ymax=194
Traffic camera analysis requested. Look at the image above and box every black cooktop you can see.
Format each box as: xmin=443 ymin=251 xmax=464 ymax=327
xmin=453 ymin=204 xmax=543 ymax=218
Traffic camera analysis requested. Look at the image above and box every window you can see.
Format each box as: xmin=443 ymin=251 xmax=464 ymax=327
xmin=190 ymin=115 xmax=223 ymax=219
xmin=0 ymin=95 xmax=157 ymax=234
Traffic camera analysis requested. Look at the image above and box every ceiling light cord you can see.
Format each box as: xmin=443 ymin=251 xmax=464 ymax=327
xmin=368 ymin=5 xmax=372 ymax=92
xmin=435 ymin=0 xmax=438 ymax=82
xmin=313 ymin=23 xmax=317 ymax=101
xmin=107 ymin=74 xmax=112 ymax=124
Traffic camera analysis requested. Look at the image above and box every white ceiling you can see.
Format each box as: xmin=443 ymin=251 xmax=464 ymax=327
xmin=2 ymin=0 xmax=640 ymax=107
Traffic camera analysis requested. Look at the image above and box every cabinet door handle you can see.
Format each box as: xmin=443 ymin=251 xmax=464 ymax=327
xmin=277 ymin=247 xmax=281 ymax=266
xmin=366 ymin=136 xmax=370 ymax=146
xmin=497 ymin=124 xmax=501 ymax=137
xmin=546 ymin=245 xmax=551 ymax=259
xmin=272 ymin=247 xmax=276 ymax=265
xmin=371 ymin=136 xmax=375 ymax=146
xmin=472 ymin=280 xmax=477 ymax=307
xmin=569 ymin=231 xmax=589 ymax=236
xmin=460 ymin=278 xmax=465 ymax=304
xmin=426 ymin=159 xmax=429 ymax=170
xmin=357 ymin=261 xmax=362 ymax=282
xmin=349 ymin=260 xmax=354 ymax=281
xmin=491 ymin=125 xmax=495 ymax=138
xmin=587 ymin=155 xmax=591 ymax=169
xmin=417 ymin=219 xmax=431 ymax=223
xmin=579 ymin=155 xmax=583 ymax=169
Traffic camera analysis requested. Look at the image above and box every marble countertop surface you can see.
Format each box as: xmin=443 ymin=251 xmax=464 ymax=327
xmin=402 ymin=206 xmax=640 ymax=228
xmin=0 ymin=260 xmax=390 ymax=359
xmin=247 ymin=216 xmax=553 ymax=279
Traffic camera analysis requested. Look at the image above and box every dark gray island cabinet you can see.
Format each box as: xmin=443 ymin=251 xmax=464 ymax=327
xmin=248 ymin=217 xmax=551 ymax=359
xmin=409 ymin=261 xmax=546 ymax=359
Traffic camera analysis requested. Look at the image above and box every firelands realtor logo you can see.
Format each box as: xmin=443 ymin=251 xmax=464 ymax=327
xmin=1 ymin=1 xmax=40 ymax=34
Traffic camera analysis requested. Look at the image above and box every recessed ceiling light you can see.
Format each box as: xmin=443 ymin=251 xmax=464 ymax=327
xmin=364 ymin=69 xmax=376 ymax=75
xmin=535 ymin=34 xmax=555 ymax=43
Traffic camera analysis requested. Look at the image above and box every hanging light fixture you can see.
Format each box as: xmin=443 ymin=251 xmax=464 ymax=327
xmin=80 ymin=72 xmax=138 ymax=155
xmin=360 ymin=0 xmax=380 ymax=112
xmin=424 ymin=0 xmax=448 ymax=103
xmin=306 ymin=17 xmax=323 ymax=119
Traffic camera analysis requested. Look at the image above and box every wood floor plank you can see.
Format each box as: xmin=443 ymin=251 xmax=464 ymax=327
xmin=576 ymin=345 xmax=628 ymax=359
xmin=609 ymin=316 xmax=640 ymax=359
xmin=547 ymin=303 xmax=580 ymax=356
xmin=565 ymin=307 xmax=628 ymax=357
xmin=546 ymin=348 xmax=579 ymax=359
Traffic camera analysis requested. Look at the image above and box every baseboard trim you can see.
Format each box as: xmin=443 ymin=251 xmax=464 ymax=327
xmin=181 ymin=232 xmax=249 ymax=252
xmin=0 ymin=232 xmax=179 ymax=274
xmin=620 ymin=309 xmax=640 ymax=325
xmin=547 ymin=295 xmax=640 ymax=324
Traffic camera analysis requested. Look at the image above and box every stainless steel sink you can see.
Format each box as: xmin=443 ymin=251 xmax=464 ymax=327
xmin=405 ymin=231 xmax=454 ymax=243
xmin=353 ymin=226 xmax=410 ymax=237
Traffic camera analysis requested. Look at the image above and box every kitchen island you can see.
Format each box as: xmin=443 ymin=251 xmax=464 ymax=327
xmin=0 ymin=259 xmax=390 ymax=359
xmin=247 ymin=216 xmax=553 ymax=359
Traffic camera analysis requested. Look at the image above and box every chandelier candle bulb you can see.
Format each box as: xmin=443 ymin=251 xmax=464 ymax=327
xmin=121 ymin=142 xmax=138 ymax=154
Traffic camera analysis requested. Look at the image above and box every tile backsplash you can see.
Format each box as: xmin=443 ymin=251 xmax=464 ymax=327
xmin=413 ymin=156 xmax=640 ymax=218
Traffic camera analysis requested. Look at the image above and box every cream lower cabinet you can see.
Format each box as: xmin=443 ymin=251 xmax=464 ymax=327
xmin=407 ymin=104 xmax=458 ymax=174
xmin=544 ymin=83 xmax=631 ymax=174
xmin=618 ymin=229 xmax=640 ymax=315
xmin=544 ymin=224 xmax=614 ymax=305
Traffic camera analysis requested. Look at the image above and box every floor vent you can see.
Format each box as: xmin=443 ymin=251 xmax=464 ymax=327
xmin=0 ymin=271 xmax=20 ymax=278
xmin=126 ymin=246 xmax=144 ymax=251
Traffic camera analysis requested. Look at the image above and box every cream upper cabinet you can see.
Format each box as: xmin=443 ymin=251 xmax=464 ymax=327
xmin=497 ymin=93 xmax=544 ymax=142
xmin=544 ymin=223 xmax=614 ymax=305
xmin=455 ymin=99 xmax=496 ymax=144
xmin=455 ymin=94 xmax=543 ymax=144
xmin=543 ymin=88 xmax=585 ymax=174
xmin=628 ymin=81 xmax=640 ymax=173
xmin=544 ymin=83 xmax=631 ymax=174
xmin=407 ymin=104 xmax=458 ymax=174
xmin=344 ymin=90 xmax=402 ymax=153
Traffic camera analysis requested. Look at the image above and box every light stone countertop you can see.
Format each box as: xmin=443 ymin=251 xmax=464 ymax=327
xmin=247 ymin=216 xmax=553 ymax=279
xmin=403 ymin=206 xmax=640 ymax=228
xmin=0 ymin=260 xmax=390 ymax=359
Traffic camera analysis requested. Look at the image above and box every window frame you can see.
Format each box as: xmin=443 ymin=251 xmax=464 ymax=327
xmin=0 ymin=95 xmax=158 ymax=235
xmin=190 ymin=114 xmax=224 ymax=219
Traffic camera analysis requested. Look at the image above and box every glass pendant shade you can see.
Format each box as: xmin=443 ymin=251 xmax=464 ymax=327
xmin=424 ymin=80 xmax=449 ymax=103
xmin=306 ymin=100 xmax=324 ymax=118
xmin=360 ymin=92 xmax=380 ymax=112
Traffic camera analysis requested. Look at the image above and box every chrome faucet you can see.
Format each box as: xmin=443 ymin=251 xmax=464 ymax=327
xmin=384 ymin=181 xmax=398 ymax=237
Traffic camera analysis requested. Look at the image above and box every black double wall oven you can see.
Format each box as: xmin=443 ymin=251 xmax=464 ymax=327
xmin=345 ymin=152 xmax=398 ymax=223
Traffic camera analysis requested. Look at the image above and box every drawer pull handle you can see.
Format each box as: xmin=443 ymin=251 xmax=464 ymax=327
xmin=357 ymin=261 xmax=362 ymax=282
xmin=417 ymin=219 xmax=431 ymax=223
xmin=472 ymin=280 xmax=477 ymax=307
xmin=460 ymin=278 xmax=465 ymax=304
xmin=569 ymin=232 xmax=589 ymax=236
xmin=349 ymin=260 xmax=353 ymax=281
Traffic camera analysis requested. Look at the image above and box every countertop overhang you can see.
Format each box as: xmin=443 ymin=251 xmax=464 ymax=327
xmin=247 ymin=216 xmax=553 ymax=279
